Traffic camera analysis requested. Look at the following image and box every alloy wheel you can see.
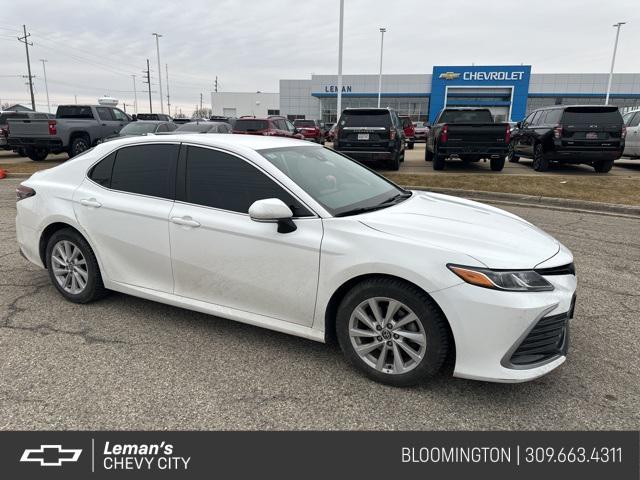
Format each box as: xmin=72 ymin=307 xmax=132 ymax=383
xmin=51 ymin=240 xmax=89 ymax=295
xmin=348 ymin=297 xmax=427 ymax=375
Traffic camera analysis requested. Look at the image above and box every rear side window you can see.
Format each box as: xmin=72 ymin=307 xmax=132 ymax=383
xmin=561 ymin=107 xmax=623 ymax=124
xmin=0 ymin=113 xmax=28 ymax=123
xmin=544 ymin=109 xmax=562 ymax=125
xmin=340 ymin=110 xmax=391 ymax=128
xmin=88 ymin=152 xmax=116 ymax=187
xmin=57 ymin=106 xmax=94 ymax=119
xmin=233 ymin=120 xmax=269 ymax=131
xmin=184 ymin=146 xmax=311 ymax=216
xmin=110 ymin=144 xmax=178 ymax=199
xmin=628 ymin=112 xmax=640 ymax=127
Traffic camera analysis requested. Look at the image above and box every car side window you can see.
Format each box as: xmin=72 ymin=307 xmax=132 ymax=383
xmin=285 ymin=120 xmax=296 ymax=131
xmin=184 ymin=146 xmax=312 ymax=216
xmin=111 ymin=109 xmax=128 ymax=122
xmin=545 ymin=109 xmax=562 ymax=125
xmin=629 ymin=112 xmax=640 ymax=127
xmin=529 ymin=111 xmax=542 ymax=127
xmin=156 ymin=123 xmax=169 ymax=132
xmin=88 ymin=152 xmax=116 ymax=187
xmin=109 ymin=144 xmax=179 ymax=199
xmin=167 ymin=123 xmax=178 ymax=131
xmin=96 ymin=107 xmax=114 ymax=121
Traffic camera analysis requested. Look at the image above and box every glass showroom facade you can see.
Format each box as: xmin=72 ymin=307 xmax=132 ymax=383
xmin=279 ymin=67 xmax=640 ymax=123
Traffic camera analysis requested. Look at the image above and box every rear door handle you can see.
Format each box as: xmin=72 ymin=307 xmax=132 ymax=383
xmin=80 ymin=198 xmax=102 ymax=208
xmin=171 ymin=216 xmax=200 ymax=228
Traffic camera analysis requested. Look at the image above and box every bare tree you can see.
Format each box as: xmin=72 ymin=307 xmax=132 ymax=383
xmin=191 ymin=107 xmax=212 ymax=119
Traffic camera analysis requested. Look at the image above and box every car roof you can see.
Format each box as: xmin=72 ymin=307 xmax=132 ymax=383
xmin=96 ymin=133 xmax=313 ymax=151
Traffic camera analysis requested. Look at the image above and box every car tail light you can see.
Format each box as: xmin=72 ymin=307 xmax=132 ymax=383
xmin=505 ymin=124 xmax=511 ymax=144
xmin=440 ymin=124 xmax=448 ymax=143
xmin=553 ymin=124 xmax=563 ymax=139
xmin=389 ymin=129 xmax=396 ymax=140
xmin=621 ymin=125 xmax=627 ymax=139
xmin=48 ymin=120 xmax=57 ymax=135
xmin=16 ymin=184 xmax=36 ymax=202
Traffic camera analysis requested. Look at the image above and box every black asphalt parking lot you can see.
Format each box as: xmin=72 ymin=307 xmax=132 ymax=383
xmin=1 ymin=177 xmax=638 ymax=430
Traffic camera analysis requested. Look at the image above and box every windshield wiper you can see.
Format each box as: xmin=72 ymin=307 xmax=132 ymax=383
xmin=335 ymin=191 xmax=412 ymax=217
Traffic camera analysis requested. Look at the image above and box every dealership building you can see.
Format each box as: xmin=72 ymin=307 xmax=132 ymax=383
xmin=279 ymin=65 xmax=640 ymax=123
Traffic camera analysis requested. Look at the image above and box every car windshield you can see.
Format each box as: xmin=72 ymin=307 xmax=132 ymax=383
xmin=438 ymin=110 xmax=494 ymax=123
xmin=259 ymin=146 xmax=407 ymax=216
xmin=294 ymin=120 xmax=315 ymax=127
xmin=120 ymin=123 xmax=158 ymax=135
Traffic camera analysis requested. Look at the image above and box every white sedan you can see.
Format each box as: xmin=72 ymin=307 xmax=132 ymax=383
xmin=15 ymin=135 xmax=577 ymax=386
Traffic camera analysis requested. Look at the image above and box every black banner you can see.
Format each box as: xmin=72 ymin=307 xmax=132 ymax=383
xmin=1 ymin=431 xmax=637 ymax=479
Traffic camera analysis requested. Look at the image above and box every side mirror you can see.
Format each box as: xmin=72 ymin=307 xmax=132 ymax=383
xmin=516 ymin=121 xmax=522 ymax=128
xmin=249 ymin=198 xmax=296 ymax=233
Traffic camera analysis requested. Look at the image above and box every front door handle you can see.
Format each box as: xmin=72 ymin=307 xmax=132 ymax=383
xmin=80 ymin=198 xmax=102 ymax=208
xmin=171 ymin=216 xmax=200 ymax=228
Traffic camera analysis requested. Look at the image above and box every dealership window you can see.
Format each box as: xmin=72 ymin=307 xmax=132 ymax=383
xmin=109 ymin=144 xmax=179 ymax=200
xmin=184 ymin=146 xmax=311 ymax=216
xmin=268 ymin=109 xmax=280 ymax=116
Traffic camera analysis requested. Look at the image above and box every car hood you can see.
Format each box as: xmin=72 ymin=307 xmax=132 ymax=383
xmin=358 ymin=191 xmax=560 ymax=270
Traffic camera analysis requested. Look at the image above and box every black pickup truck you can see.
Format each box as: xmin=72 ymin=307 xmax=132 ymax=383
xmin=425 ymin=108 xmax=510 ymax=171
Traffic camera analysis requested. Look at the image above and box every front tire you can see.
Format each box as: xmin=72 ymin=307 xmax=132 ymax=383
xmin=336 ymin=277 xmax=450 ymax=387
xmin=507 ymin=142 xmax=520 ymax=163
xmin=425 ymin=145 xmax=433 ymax=162
xmin=433 ymin=144 xmax=446 ymax=170
xmin=46 ymin=228 xmax=108 ymax=303
xmin=593 ymin=159 xmax=614 ymax=173
xmin=407 ymin=141 xmax=414 ymax=150
xmin=386 ymin=151 xmax=400 ymax=171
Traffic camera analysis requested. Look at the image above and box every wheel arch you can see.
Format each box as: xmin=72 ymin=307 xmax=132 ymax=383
xmin=39 ymin=221 xmax=103 ymax=277
xmin=322 ymin=273 xmax=456 ymax=364
xmin=69 ymin=130 xmax=92 ymax=146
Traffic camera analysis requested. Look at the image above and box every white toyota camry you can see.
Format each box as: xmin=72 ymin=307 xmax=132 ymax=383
xmin=15 ymin=135 xmax=577 ymax=386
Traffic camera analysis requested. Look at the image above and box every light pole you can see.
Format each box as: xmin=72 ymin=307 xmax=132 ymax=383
xmin=377 ymin=27 xmax=386 ymax=108
xmin=152 ymin=33 xmax=164 ymax=114
xmin=336 ymin=0 xmax=344 ymax=123
xmin=40 ymin=59 xmax=50 ymax=113
xmin=605 ymin=22 xmax=626 ymax=105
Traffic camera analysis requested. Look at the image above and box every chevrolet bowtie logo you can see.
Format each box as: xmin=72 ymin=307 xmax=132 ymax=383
xmin=439 ymin=72 xmax=461 ymax=80
xmin=20 ymin=445 xmax=82 ymax=467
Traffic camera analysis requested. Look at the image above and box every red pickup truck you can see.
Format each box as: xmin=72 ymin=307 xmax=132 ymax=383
xmin=399 ymin=115 xmax=415 ymax=150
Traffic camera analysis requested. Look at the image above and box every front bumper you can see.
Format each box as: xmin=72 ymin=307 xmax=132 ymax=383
xmin=431 ymin=272 xmax=576 ymax=383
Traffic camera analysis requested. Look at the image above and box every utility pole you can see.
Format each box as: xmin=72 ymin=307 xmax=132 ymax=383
xmin=18 ymin=25 xmax=36 ymax=111
xmin=131 ymin=74 xmax=138 ymax=114
xmin=152 ymin=33 xmax=164 ymax=114
xmin=200 ymin=93 xmax=203 ymax=112
xmin=377 ymin=27 xmax=386 ymax=108
xmin=214 ymin=76 xmax=218 ymax=92
xmin=143 ymin=59 xmax=152 ymax=113
xmin=165 ymin=64 xmax=171 ymax=115
xmin=336 ymin=0 xmax=344 ymax=123
xmin=605 ymin=22 xmax=626 ymax=105
xmin=40 ymin=59 xmax=51 ymax=113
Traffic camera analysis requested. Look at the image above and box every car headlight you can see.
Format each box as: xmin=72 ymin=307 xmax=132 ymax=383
xmin=447 ymin=264 xmax=554 ymax=292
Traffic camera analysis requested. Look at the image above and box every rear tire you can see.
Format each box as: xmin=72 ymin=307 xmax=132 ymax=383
xmin=432 ymin=145 xmax=446 ymax=170
xmin=532 ymin=143 xmax=549 ymax=172
xmin=593 ymin=159 xmax=614 ymax=173
xmin=26 ymin=146 xmax=48 ymax=161
xmin=386 ymin=151 xmax=400 ymax=171
xmin=425 ymin=146 xmax=433 ymax=162
xmin=490 ymin=157 xmax=505 ymax=171
xmin=45 ymin=228 xmax=108 ymax=304
xmin=336 ymin=277 xmax=450 ymax=387
xmin=507 ymin=142 xmax=520 ymax=163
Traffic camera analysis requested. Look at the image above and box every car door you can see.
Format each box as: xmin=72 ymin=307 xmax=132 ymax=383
xmin=169 ymin=145 xmax=323 ymax=326
xmin=521 ymin=111 xmax=541 ymax=156
xmin=624 ymin=112 xmax=640 ymax=156
xmin=73 ymin=143 xmax=179 ymax=292
xmin=95 ymin=107 xmax=120 ymax=139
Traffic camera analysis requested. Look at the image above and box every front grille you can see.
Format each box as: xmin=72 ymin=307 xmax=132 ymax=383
xmin=510 ymin=312 xmax=569 ymax=366
xmin=534 ymin=262 xmax=575 ymax=276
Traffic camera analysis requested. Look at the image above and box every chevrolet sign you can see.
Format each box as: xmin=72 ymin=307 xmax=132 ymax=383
xmin=439 ymin=72 xmax=461 ymax=80
xmin=463 ymin=71 xmax=525 ymax=81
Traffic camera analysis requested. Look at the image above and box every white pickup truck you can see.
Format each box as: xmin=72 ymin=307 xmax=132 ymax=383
xmin=8 ymin=104 xmax=131 ymax=160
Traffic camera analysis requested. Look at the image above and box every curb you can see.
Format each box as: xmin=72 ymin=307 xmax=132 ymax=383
xmin=407 ymin=186 xmax=640 ymax=217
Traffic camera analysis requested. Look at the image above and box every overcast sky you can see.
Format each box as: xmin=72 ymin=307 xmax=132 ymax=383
xmin=1 ymin=0 xmax=638 ymax=115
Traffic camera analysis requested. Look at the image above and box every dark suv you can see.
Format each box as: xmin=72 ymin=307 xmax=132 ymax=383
xmin=508 ymin=105 xmax=626 ymax=173
xmin=333 ymin=108 xmax=405 ymax=170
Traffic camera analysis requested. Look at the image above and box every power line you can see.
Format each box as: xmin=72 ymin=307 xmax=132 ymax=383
xmin=18 ymin=24 xmax=36 ymax=110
